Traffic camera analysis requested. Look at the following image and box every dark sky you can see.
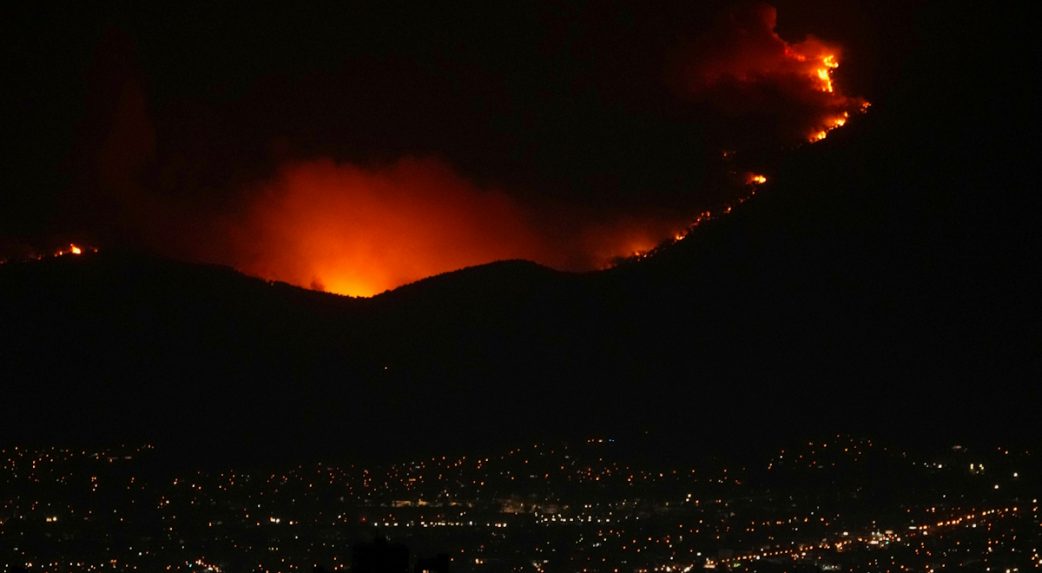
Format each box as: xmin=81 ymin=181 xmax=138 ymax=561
xmin=3 ymin=1 xmax=1029 ymax=293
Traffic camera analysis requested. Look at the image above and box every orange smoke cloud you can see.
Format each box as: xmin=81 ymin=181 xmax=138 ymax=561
xmin=226 ymin=159 xmax=691 ymax=296
xmin=227 ymin=157 xmax=551 ymax=297
xmin=679 ymin=2 xmax=867 ymax=144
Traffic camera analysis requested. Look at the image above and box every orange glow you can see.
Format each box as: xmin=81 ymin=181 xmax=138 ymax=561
xmin=69 ymin=244 xmax=82 ymax=255
xmin=746 ymin=173 xmax=768 ymax=185
xmin=230 ymin=158 xmax=549 ymax=297
xmin=221 ymin=157 xmax=701 ymax=294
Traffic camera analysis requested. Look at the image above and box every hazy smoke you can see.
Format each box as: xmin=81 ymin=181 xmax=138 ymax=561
xmin=227 ymin=158 xmax=548 ymax=296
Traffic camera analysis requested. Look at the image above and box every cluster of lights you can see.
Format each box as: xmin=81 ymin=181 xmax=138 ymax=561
xmin=3 ymin=439 xmax=1034 ymax=573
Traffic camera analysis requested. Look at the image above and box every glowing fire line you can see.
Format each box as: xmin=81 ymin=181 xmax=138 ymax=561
xmin=0 ymin=243 xmax=98 ymax=266
xmin=632 ymin=44 xmax=870 ymax=266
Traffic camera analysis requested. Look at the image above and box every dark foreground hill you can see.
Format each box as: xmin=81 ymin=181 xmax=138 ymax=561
xmin=1 ymin=117 xmax=1037 ymax=461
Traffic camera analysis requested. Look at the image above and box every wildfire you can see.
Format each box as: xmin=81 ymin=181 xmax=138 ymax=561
xmin=56 ymin=243 xmax=95 ymax=257
xmin=800 ymin=51 xmax=866 ymax=142
xmin=151 ymin=4 xmax=870 ymax=295
xmin=795 ymin=49 xmax=869 ymax=143
xmin=0 ymin=243 xmax=98 ymax=266
xmin=790 ymin=49 xmax=869 ymax=142
xmin=685 ymin=4 xmax=869 ymax=145
xmin=815 ymin=54 xmax=839 ymax=93
xmin=651 ymin=4 xmax=872 ymax=268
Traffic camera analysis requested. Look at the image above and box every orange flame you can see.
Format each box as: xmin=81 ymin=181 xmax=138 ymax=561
xmin=783 ymin=43 xmax=867 ymax=142
xmin=815 ymin=54 xmax=839 ymax=93
xmin=684 ymin=3 xmax=868 ymax=145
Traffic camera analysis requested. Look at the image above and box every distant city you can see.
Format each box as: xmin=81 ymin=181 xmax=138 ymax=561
xmin=1 ymin=436 xmax=1037 ymax=572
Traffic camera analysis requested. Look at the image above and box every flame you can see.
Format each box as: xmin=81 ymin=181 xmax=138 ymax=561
xmin=786 ymin=46 xmax=867 ymax=142
xmin=746 ymin=173 xmax=768 ymax=185
xmin=0 ymin=243 xmax=98 ymax=266
xmin=787 ymin=43 xmax=866 ymax=142
xmin=54 ymin=243 xmax=91 ymax=257
xmin=801 ymin=49 xmax=866 ymax=142
xmin=684 ymin=3 xmax=869 ymax=145
xmin=816 ymin=54 xmax=839 ymax=93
